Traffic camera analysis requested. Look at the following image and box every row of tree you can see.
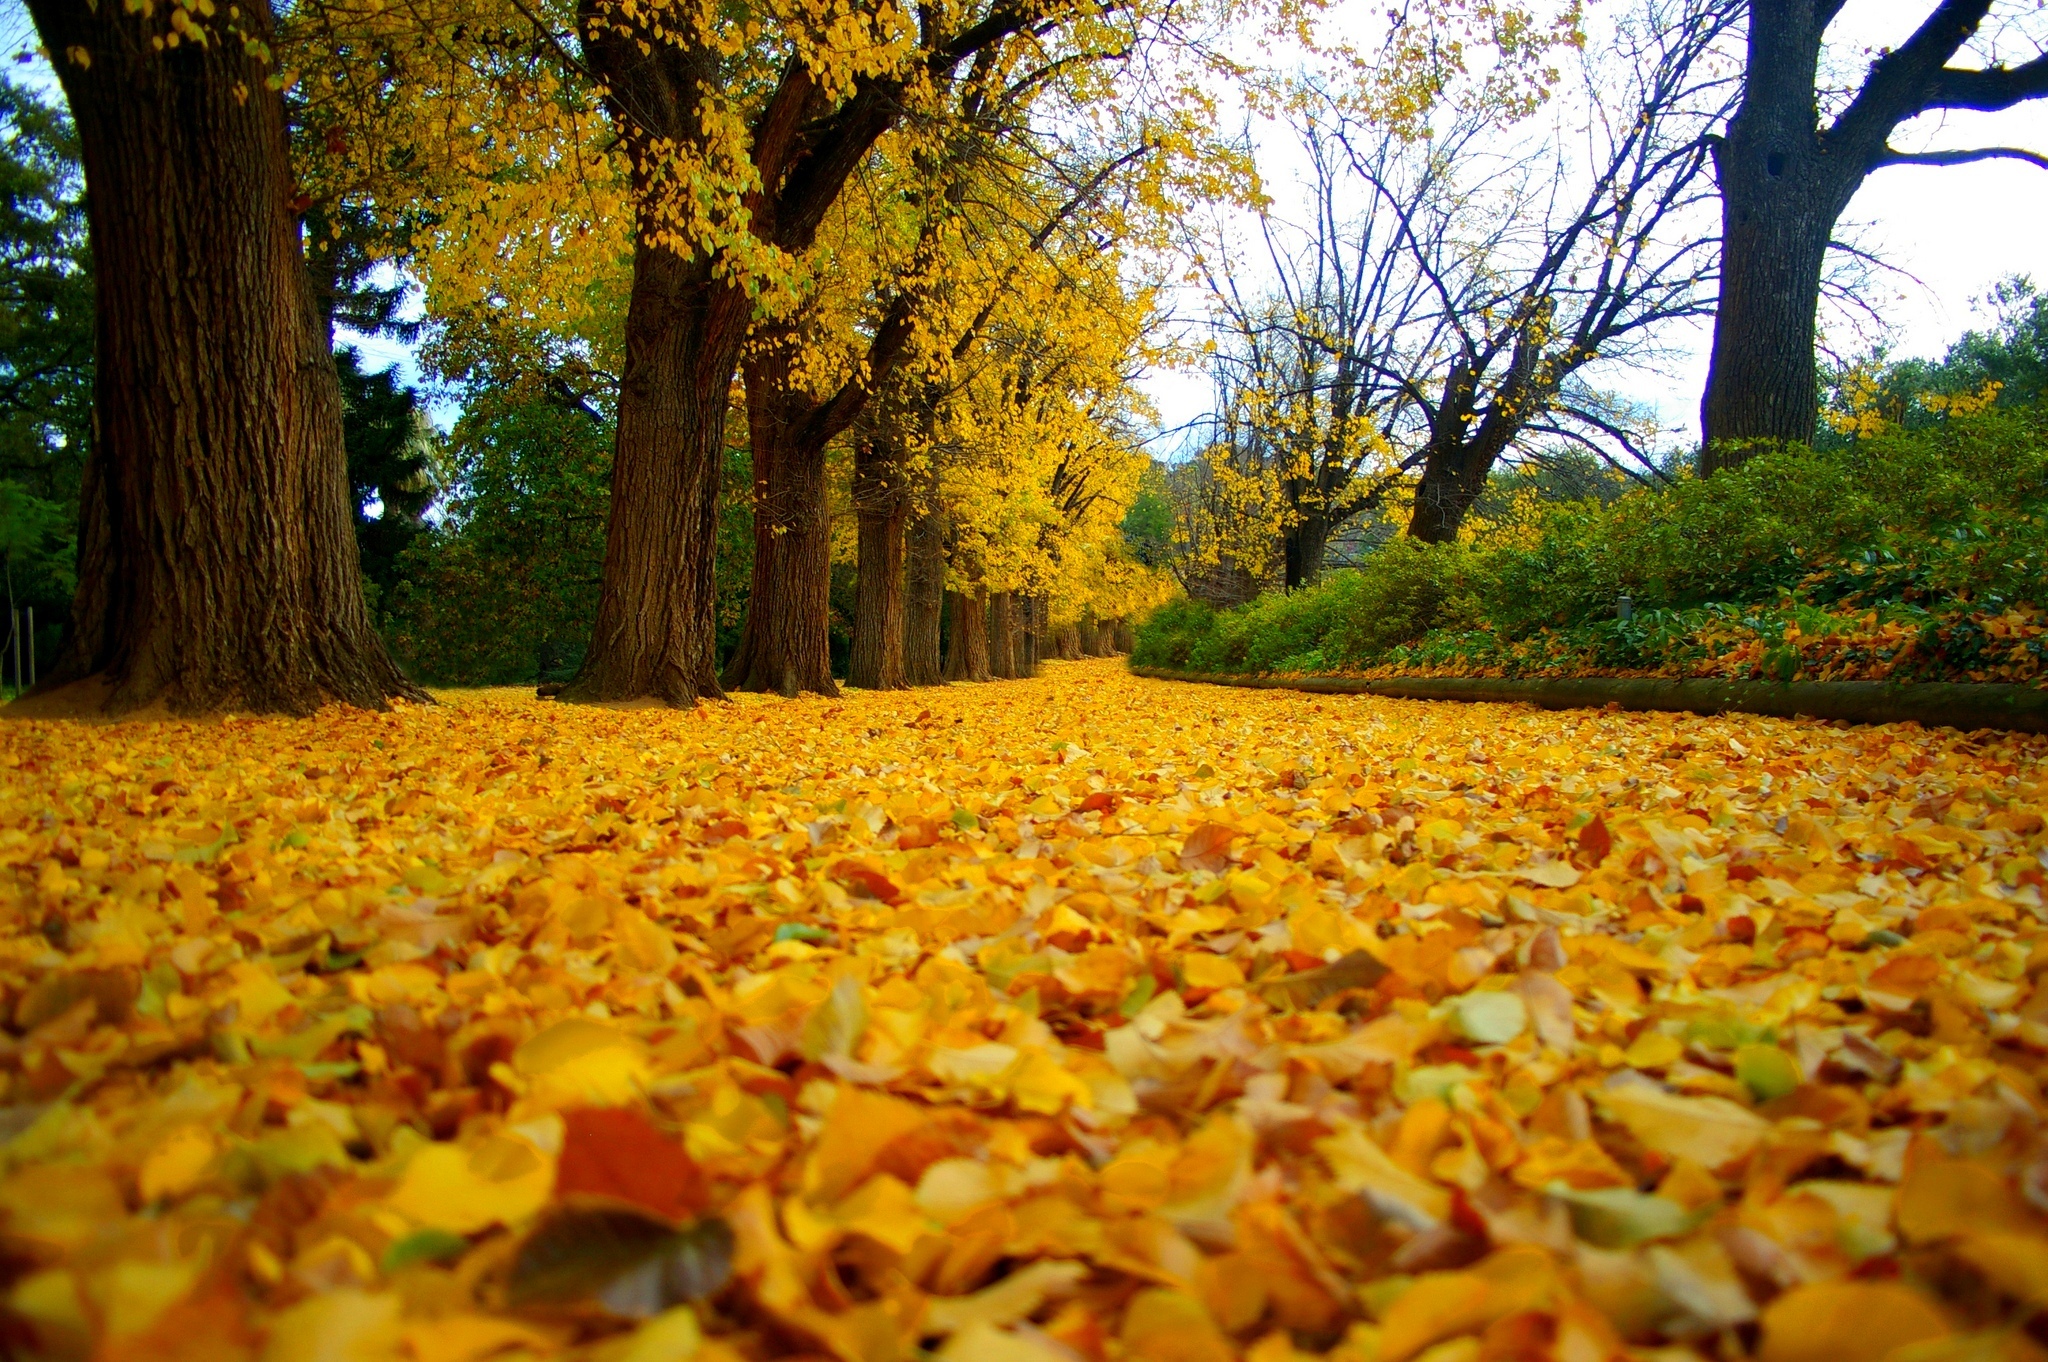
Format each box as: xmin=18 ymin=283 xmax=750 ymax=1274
xmin=1 ymin=0 xmax=2042 ymax=713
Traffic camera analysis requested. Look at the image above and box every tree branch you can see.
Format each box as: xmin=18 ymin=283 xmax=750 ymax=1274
xmin=1925 ymin=51 xmax=2048 ymax=113
xmin=1876 ymin=143 xmax=2048 ymax=171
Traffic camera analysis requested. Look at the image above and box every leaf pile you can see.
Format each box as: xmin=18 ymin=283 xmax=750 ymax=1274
xmin=6 ymin=658 xmax=2048 ymax=1362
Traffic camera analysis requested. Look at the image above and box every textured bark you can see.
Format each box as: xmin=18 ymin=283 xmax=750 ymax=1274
xmin=567 ymin=0 xmax=1008 ymax=700
xmin=1018 ymin=596 xmax=1041 ymax=679
xmin=1282 ymin=515 xmax=1331 ymax=590
xmin=1054 ymin=622 xmax=1082 ymax=660
xmin=1113 ymin=619 xmax=1135 ymax=653
xmin=1698 ymin=0 xmax=1838 ymax=463
xmin=13 ymin=0 xmax=420 ymax=718
xmin=943 ymin=588 xmax=990 ymax=682
xmin=723 ymin=333 xmax=839 ymax=697
xmin=986 ymin=592 xmax=1019 ymax=680
xmin=1408 ymin=343 xmax=1540 ymax=544
xmin=1079 ymin=616 xmax=1103 ymax=657
xmin=561 ymin=21 xmax=746 ymax=705
xmin=903 ymin=504 xmax=946 ymax=687
xmin=847 ymin=434 xmax=908 ymax=690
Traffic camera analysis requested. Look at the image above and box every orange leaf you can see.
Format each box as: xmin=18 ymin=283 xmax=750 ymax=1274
xmin=832 ymin=860 xmax=903 ymax=905
xmin=1577 ymin=814 xmax=1612 ymax=866
xmin=1179 ymin=822 xmax=1238 ymax=872
xmin=556 ymin=1107 xmax=707 ymax=1222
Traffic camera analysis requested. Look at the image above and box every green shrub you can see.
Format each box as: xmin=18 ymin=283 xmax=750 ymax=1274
xmin=1134 ymin=402 xmax=2048 ymax=678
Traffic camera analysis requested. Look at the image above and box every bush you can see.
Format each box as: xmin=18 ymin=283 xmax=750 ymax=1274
xmin=1134 ymin=403 xmax=2048 ymax=682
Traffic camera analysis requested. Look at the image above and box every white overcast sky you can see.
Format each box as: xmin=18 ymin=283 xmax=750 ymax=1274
xmin=4 ymin=0 xmax=2044 ymax=449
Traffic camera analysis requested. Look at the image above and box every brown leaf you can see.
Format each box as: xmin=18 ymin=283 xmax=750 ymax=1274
xmin=506 ymin=1206 xmax=734 ymax=1317
xmin=1258 ymin=950 xmax=1389 ymax=1010
xmin=1179 ymin=822 xmax=1239 ymax=873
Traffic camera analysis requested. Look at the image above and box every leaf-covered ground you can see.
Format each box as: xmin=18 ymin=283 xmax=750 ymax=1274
xmin=5 ymin=659 xmax=2048 ymax=1362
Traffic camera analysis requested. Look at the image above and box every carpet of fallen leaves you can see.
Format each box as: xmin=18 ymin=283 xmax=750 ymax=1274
xmin=7 ymin=659 xmax=2048 ymax=1362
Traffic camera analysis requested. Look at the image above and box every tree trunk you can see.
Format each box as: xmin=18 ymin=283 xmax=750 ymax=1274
xmin=1055 ymin=622 xmax=1081 ymax=660
xmin=943 ymin=588 xmax=990 ymax=682
xmin=13 ymin=0 xmax=420 ymax=718
xmin=723 ymin=336 xmax=839 ymax=697
xmin=1697 ymin=0 xmax=1855 ymax=467
xmin=1079 ymin=616 xmax=1102 ymax=656
xmin=1283 ymin=513 xmax=1330 ymax=589
xmin=903 ymin=504 xmax=946 ymax=687
xmin=1114 ymin=619 xmax=1135 ymax=653
xmin=847 ymin=434 xmax=908 ymax=690
xmin=987 ymin=591 xmax=1019 ymax=679
xmin=1407 ymin=445 xmax=1490 ymax=543
xmin=560 ymin=21 xmax=758 ymax=705
xmin=1018 ymin=596 xmax=1040 ymax=678
xmin=1698 ymin=198 xmax=1832 ymax=466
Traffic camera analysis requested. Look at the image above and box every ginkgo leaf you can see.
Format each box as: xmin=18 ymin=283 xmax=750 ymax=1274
xmin=1258 ymin=950 xmax=1388 ymax=1009
xmin=555 ymin=1107 xmax=708 ymax=1222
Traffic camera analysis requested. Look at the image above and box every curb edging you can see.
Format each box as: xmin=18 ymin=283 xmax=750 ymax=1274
xmin=1126 ymin=666 xmax=2048 ymax=735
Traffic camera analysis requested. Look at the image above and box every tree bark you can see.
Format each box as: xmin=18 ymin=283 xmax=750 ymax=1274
xmin=723 ymin=333 xmax=839 ymax=696
xmin=943 ymin=587 xmax=990 ymax=682
xmin=903 ymin=503 xmax=946 ymax=686
xmin=1697 ymin=0 xmax=1841 ymax=465
xmin=1283 ymin=513 xmax=1331 ymax=589
xmin=1079 ymin=616 xmax=1102 ymax=656
xmin=987 ymin=591 xmax=1019 ymax=679
xmin=559 ymin=21 xmax=753 ymax=705
xmin=13 ymin=0 xmax=420 ymax=718
xmin=1018 ymin=596 xmax=1041 ymax=678
xmin=1054 ymin=622 xmax=1082 ymax=660
xmin=847 ymin=433 xmax=908 ymax=690
xmin=1408 ymin=448 xmax=1491 ymax=543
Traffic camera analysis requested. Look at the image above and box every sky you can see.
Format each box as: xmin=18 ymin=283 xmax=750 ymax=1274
xmin=4 ymin=0 xmax=2044 ymax=450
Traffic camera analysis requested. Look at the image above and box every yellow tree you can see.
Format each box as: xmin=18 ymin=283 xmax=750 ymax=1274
xmin=934 ymin=229 xmax=1164 ymax=676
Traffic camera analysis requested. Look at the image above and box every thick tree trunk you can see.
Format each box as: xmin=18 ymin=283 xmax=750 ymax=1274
xmin=847 ymin=435 xmax=908 ymax=690
xmin=1698 ymin=200 xmax=1832 ymax=466
xmin=561 ymin=20 xmax=754 ymax=705
xmin=943 ymin=588 xmax=990 ymax=682
xmin=1283 ymin=514 xmax=1330 ymax=589
xmin=723 ymin=337 xmax=839 ymax=697
xmin=1054 ymin=622 xmax=1081 ymax=660
xmin=1079 ymin=616 xmax=1102 ymax=657
xmin=1114 ymin=619 xmax=1135 ymax=653
xmin=903 ymin=505 xmax=946 ymax=686
xmin=987 ymin=591 xmax=1020 ymax=679
xmin=1697 ymin=0 xmax=1857 ymax=468
xmin=13 ymin=0 xmax=419 ymax=718
xmin=1408 ymin=446 xmax=1489 ymax=543
xmin=562 ymin=238 xmax=741 ymax=704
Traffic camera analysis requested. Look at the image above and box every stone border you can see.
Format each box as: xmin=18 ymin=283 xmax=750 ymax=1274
xmin=1127 ymin=666 xmax=2048 ymax=734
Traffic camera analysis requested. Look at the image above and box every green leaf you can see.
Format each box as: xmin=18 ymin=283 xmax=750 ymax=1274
xmin=772 ymin=922 xmax=831 ymax=944
xmin=1548 ymin=1183 xmax=1702 ymax=1248
xmin=381 ymin=1228 xmax=470 ymax=1273
xmin=1734 ymin=1043 xmax=1800 ymax=1102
